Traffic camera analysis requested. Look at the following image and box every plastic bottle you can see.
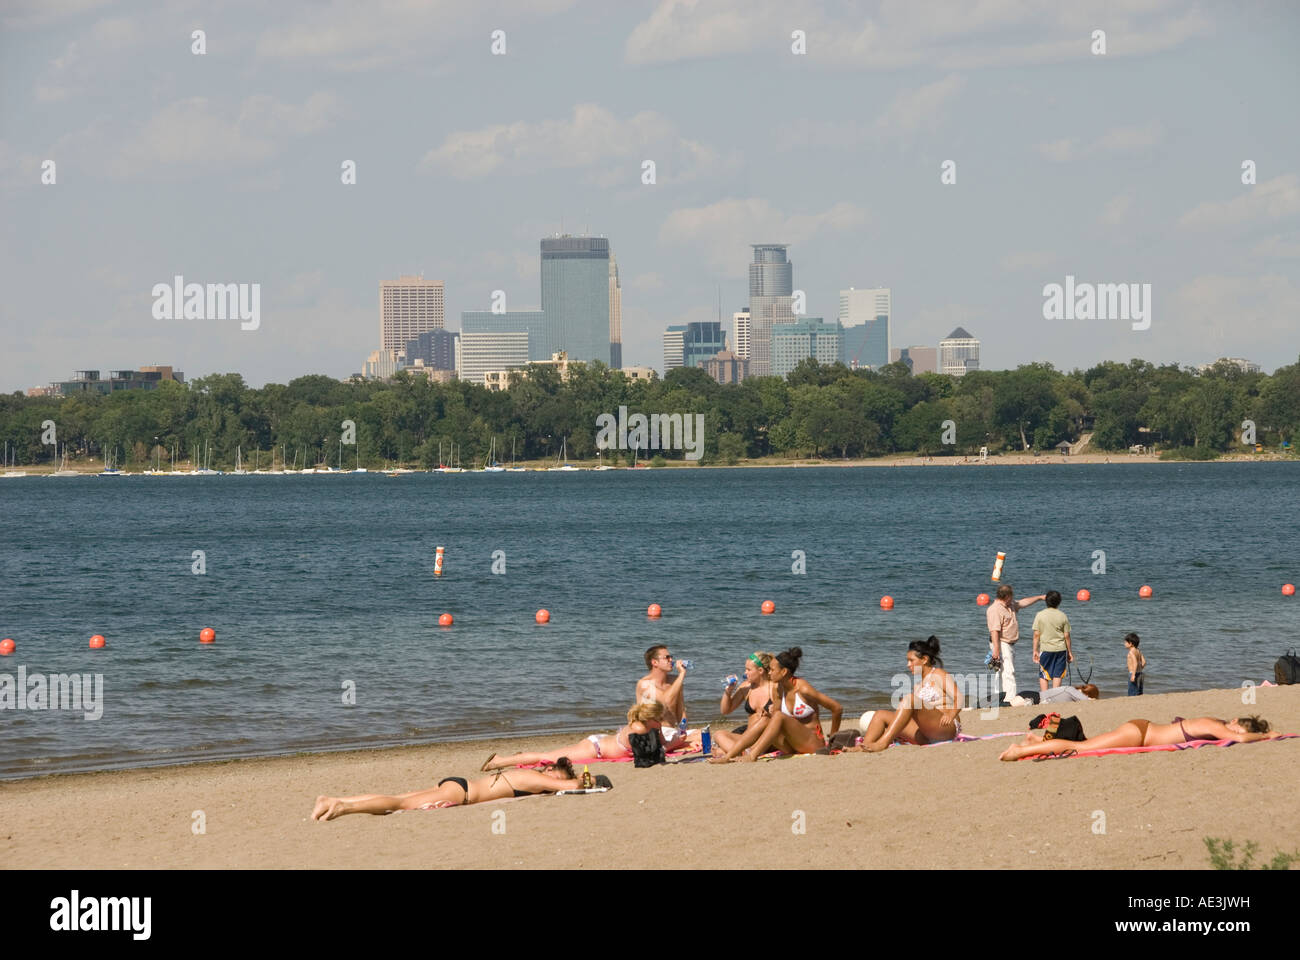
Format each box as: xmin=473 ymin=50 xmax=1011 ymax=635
xmin=581 ymin=765 xmax=592 ymax=790
xmin=723 ymin=674 xmax=740 ymax=688
xmin=701 ymin=726 xmax=712 ymax=756
xmin=678 ymin=658 xmax=694 ymax=671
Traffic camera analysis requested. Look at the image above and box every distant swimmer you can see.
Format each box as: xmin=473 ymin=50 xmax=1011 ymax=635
xmin=311 ymin=760 xmax=583 ymax=820
xmin=999 ymin=715 xmax=1279 ymax=761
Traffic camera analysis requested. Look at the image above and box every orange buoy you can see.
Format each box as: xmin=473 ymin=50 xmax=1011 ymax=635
xmin=1284 ymin=583 xmax=1296 ymax=597
xmin=535 ymin=609 xmax=550 ymax=624
xmin=0 ymin=638 xmax=13 ymax=656
xmin=438 ymin=613 xmax=453 ymax=627
xmin=880 ymin=596 xmax=894 ymax=610
xmin=199 ymin=627 xmax=216 ymax=643
xmin=89 ymin=634 xmax=106 ymax=649
xmin=1138 ymin=585 xmax=1153 ymax=598
xmin=1076 ymin=589 xmax=1091 ymax=602
xmin=760 ymin=600 xmax=775 ymax=615
xmin=976 ymin=593 xmax=990 ymax=606
xmin=647 ymin=603 xmax=662 ymax=618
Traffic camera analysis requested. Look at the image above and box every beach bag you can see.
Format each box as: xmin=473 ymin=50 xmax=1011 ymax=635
xmin=1275 ymin=649 xmax=1300 ymax=685
xmin=628 ymin=731 xmax=666 ymax=767
xmin=1030 ymin=712 xmax=1086 ymax=742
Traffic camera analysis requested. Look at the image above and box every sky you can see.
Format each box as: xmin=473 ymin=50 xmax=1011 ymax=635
xmin=1 ymin=0 xmax=1298 ymax=393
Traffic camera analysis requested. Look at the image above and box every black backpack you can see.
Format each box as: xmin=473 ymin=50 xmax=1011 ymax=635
xmin=1275 ymin=649 xmax=1300 ymax=685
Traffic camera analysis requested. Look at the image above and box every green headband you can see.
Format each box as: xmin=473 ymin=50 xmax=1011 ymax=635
xmin=749 ymin=653 xmax=764 ymax=668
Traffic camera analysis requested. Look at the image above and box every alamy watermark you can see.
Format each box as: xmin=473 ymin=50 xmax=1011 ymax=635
xmin=1 ymin=667 xmax=104 ymax=720
xmin=595 ymin=406 xmax=705 ymax=460
xmin=1043 ymin=275 xmax=1150 ymax=331
xmin=151 ymin=275 xmax=260 ymax=330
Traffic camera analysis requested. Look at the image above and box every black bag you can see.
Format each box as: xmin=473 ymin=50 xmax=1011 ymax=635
xmin=1029 ymin=712 xmax=1086 ymax=742
xmin=628 ymin=731 xmax=666 ymax=767
xmin=1275 ymin=649 xmax=1300 ymax=685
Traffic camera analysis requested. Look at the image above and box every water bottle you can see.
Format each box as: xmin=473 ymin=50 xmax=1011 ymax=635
xmin=677 ymin=717 xmax=688 ymax=740
xmin=701 ymin=726 xmax=712 ymax=756
xmin=722 ymin=674 xmax=740 ymax=689
xmin=678 ymin=658 xmax=694 ymax=671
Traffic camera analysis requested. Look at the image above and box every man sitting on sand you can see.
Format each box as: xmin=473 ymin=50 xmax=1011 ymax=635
xmin=636 ymin=645 xmax=701 ymax=752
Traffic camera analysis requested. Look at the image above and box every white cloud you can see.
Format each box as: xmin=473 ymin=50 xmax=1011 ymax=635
xmin=1035 ymin=138 xmax=1075 ymax=163
xmin=1096 ymin=122 xmax=1164 ymax=155
xmin=1253 ymin=234 xmax=1300 ymax=259
xmin=626 ymin=0 xmax=1211 ymax=69
xmin=421 ymin=103 xmax=721 ymax=183
xmin=1172 ymin=273 xmax=1300 ymax=344
xmin=875 ymin=74 xmax=965 ymax=136
xmin=1179 ymin=174 xmax=1300 ymax=229
xmin=658 ymin=198 xmax=866 ymax=272
xmin=1099 ymin=194 xmax=1133 ymax=226
xmin=1000 ymin=251 xmax=1057 ymax=272
xmin=2 ymin=0 xmax=110 ymax=30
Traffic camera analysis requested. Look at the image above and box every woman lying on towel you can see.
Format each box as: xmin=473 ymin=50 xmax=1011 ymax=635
xmin=998 ymin=715 xmax=1280 ymax=761
xmin=311 ymin=759 xmax=583 ymax=820
xmin=842 ymin=636 xmax=963 ymax=752
xmin=480 ymin=701 xmax=670 ymax=771
xmin=710 ymin=647 xmax=842 ymax=762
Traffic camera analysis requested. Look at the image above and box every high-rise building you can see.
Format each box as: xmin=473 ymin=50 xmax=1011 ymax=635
xmin=939 ymin=327 xmax=980 ymax=376
xmin=363 ymin=350 xmax=403 ymax=380
xmin=683 ymin=321 xmax=726 ymax=370
xmin=381 ymin=275 xmax=444 ymax=354
xmin=705 ymin=350 xmax=748 ymax=385
xmin=609 ymin=256 xmax=622 ymax=369
xmin=772 ymin=318 xmax=842 ymax=378
xmin=460 ymin=332 xmax=530 ymax=386
xmin=748 ymin=245 xmax=795 ymax=376
xmin=461 ymin=311 xmax=547 ymax=362
xmin=732 ymin=309 xmax=751 ymax=360
xmin=890 ymin=346 xmax=938 ymax=374
xmin=404 ymin=330 xmax=458 ymax=371
xmin=540 ymin=236 xmax=611 ymax=364
xmin=663 ymin=325 xmax=686 ymax=371
xmin=839 ymin=287 xmax=891 ymax=369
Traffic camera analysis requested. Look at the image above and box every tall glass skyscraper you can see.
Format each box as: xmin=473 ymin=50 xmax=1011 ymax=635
xmin=748 ymin=245 xmax=795 ymax=376
xmin=838 ymin=287 xmax=891 ymax=369
xmin=461 ymin=311 xmax=547 ymax=362
xmin=540 ymin=236 xmax=611 ymax=364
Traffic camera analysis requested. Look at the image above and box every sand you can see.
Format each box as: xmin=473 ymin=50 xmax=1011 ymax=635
xmin=2 ymin=686 xmax=1296 ymax=870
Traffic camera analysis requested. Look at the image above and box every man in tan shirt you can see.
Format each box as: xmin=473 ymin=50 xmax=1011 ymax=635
xmin=987 ymin=584 xmax=1046 ymax=704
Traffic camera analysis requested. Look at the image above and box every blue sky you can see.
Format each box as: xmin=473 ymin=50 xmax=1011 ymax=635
xmin=2 ymin=0 xmax=1298 ymax=392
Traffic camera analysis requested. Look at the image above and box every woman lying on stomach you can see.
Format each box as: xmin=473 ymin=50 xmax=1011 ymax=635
xmin=999 ymin=715 xmax=1280 ymax=761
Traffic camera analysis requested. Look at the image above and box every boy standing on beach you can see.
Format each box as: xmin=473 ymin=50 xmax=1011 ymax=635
xmin=1125 ymin=634 xmax=1146 ymax=695
xmin=987 ymin=585 xmax=1047 ymax=704
xmin=1032 ymin=590 xmax=1073 ymax=690
xmin=636 ymin=646 xmax=701 ymax=751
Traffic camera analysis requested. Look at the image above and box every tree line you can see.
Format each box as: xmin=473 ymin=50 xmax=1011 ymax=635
xmin=2 ymin=356 xmax=1298 ymax=468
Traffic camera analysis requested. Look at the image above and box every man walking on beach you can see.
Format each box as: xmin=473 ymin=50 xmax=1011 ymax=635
xmin=1032 ymin=590 xmax=1073 ymax=691
xmin=636 ymin=646 xmax=700 ymax=752
xmin=987 ymin=585 xmax=1047 ymax=704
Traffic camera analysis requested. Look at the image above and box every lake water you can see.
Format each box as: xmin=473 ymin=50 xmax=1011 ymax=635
xmin=0 ymin=464 xmax=1295 ymax=778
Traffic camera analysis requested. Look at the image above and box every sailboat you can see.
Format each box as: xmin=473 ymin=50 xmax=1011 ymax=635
xmin=506 ymin=436 xmax=526 ymax=472
xmin=51 ymin=444 xmax=80 ymax=477
xmin=270 ymin=445 xmax=288 ymax=475
xmin=3 ymin=441 xmax=28 ymax=477
xmin=231 ymin=445 xmax=249 ymax=475
xmin=192 ymin=441 xmax=220 ymax=475
xmin=350 ymin=445 xmax=367 ymax=473
xmin=168 ymin=444 xmax=185 ymax=476
xmin=547 ymin=437 xmax=580 ymax=471
xmin=98 ymin=444 xmax=125 ymax=476
xmin=299 ymin=446 xmax=317 ymax=474
xmin=481 ymin=437 xmax=504 ymax=472
xmin=253 ymin=449 xmax=267 ymax=475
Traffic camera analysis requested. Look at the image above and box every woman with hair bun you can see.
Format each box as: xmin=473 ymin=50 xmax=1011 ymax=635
xmin=847 ymin=636 xmax=962 ymax=752
xmin=709 ymin=647 xmax=842 ymax=762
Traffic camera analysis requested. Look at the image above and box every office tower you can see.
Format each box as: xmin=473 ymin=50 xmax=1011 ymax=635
xmin=889 ymin=346 xmax=938 ymax=374
xmin=939 ymin=327 xmax=980 ymax=376
xmin=404 ymin=330 xmax=458 ymax=370
xmin=771 ymin=318 xmax=842 ymax=378
xmin=663 ymin=325 xmax=686 ymax=371
xmin=683 ymin=321 xmax=726 ymax=370
xmin=732 ymin=309 xmax=751 ymax=360
xmin=459 ymin=332 xmax=530 ymax=386
xmin=838 ymin=287 xmax=891 ymax=369
xmin=461 ymin=311 xmax=547 ymax=362
xmin=540 ymin=236 xmax=610 ymax=364
xmin=362 ymin=350 xmax=403 ymax=380
xmin=705 ymin=350 xmax=748 ymax=385
xmin=380 ymin=275 xmax=444 ymax=354
xmin=748 ymin=245 xmax=795 ymax=376
xmin=609 ymin=256 xmax=622 ymax=368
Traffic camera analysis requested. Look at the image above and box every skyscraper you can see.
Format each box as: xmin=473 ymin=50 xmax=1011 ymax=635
xmin=748 ymin=245 xmax=795 ymax=376
xmin=461 ymin=311 xmax=547 ymax=362
xmin=460 ymin=332 xmax=530 ymax=386
xmin=732 ymin=309 xmax=751 ymax=361
xmin=939 ymin=327 xmax=980 ymax=376
xmin=683 ymin=321 xmax=726 ymax=370
xmin=771 ymin=318 xmax=842 ymax=378
xmin=663 ymin=325 xmax=685 ymax=371
xmin=404 ymin=330 xmax=458 ymax=370
xmin=540 ymin=236 xmax=611 ymax=364
xmin=609 ymin=256 xmax=622 ymax=369
xmin=839 ymin=287 xmax=891 ymax=369
xmin=381 ymin=275 xmax=444 ymax=354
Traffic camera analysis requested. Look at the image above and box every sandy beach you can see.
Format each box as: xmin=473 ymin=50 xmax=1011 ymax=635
xmin=3 ymin=685 xmax=1296 ymax=869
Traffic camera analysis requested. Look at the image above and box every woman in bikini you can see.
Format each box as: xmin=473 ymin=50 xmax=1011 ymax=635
xmin=844 ymin=636 xmax=962 ymax=753
xmin=999 ymin=715 xmax=1279 ymax=761
xmin=710 ymin=647 xmax=842 ymax=762
xmin=712 ymin=651 xmax=776 ymax=755
xmin=311 ymin=759 xmax=581 ymax=820
xmin=479 ymin=702 xmax=668 ymax=771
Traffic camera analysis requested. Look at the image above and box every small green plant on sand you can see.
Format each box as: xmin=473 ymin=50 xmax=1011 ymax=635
xmin=1205 ymin=837 xmax=1299 ymax=870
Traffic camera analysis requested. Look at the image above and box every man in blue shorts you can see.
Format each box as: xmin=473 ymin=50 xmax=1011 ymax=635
xmin=1031 ymin=590 xmax=1073 ymax=691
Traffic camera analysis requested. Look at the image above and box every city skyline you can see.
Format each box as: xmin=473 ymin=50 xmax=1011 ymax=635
xmin=3 ymin=2 xmax=1298 ymax=394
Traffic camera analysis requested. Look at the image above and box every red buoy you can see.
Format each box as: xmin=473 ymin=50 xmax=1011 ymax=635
xmin=0 ymin=638 xmax=14 ymax=656
xmin=880 ymin=596 xmax=894 ymax=610
xmin=760 ymin=600 xmax=775 ymax=615
xmin=89 ymin=635 xmax=106 ymax=649
xmin=1076 ymin=589 xmax=1091 ymax=602
xmin=1284 ymin=583 xmax=1296 ymax=597
xmin=535 ymin=609 xmax=550 ymax=624
xmin=976 ymin=593 xmax=990 ymax=606
xmin=199 ymin=627 xmax=216 ymax=643
xmin=438 ymin=613 xmax=453 ymax=627
xmin=647 ymin=603 xmax=662 ymax=618
xmin=1138 ymin=585 xmax=1153 ymax=598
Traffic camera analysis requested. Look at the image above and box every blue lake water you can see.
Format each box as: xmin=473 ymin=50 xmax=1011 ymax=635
xmin=0 ymin=464 xmax=1296 ymax=778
